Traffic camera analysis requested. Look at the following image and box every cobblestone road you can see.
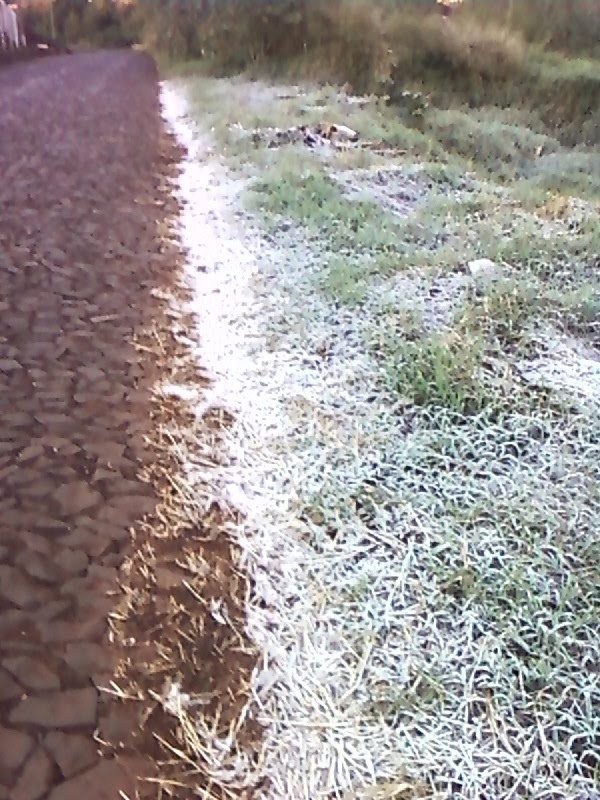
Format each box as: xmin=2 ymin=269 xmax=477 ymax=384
xmin=0 ymin=51 xmax=185 ymax=799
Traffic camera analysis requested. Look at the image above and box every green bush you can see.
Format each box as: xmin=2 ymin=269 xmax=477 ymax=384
xmin=463 ymin=0 xmax=600 ymax=56
xmin=426 ymin=108 xmax=561 ymax=178
xmin=24 ymin=0 xmax=138 ymax=48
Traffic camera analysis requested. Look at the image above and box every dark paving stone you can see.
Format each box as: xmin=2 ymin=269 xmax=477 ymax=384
xmin=0 ymin=667 xmax=22 ymax=702
xmin=46 ymin=759 xmax=136 ymax=800
xmin=0 ymin=609 xmax=29 ymax=638
xmin=20 ymin=532 xmax=53 ymax=556
xmin=0 ymin=727 xmax=34 ymax=772
xmin=98 ymin=706 xmax=140 ymax=751
xmin=53 ymin=549 xmax=89 ymax=577
xmin=57 ymin=530 xmax=111 ymax=559
xmin=9 ymin=688 xmax=98 ymax=729
xmin=63 ymin=643 xmax=115 ymax=678
xmin=2 ymin=656 xmax=61 ymax=691
xmin=15 ymin=552 xmax=63 ymax=584
xmin=0 ymin=359 xmax=22 ymax=373
xmin=44 ymin=732 xmax=98 ymax=779
xmin=10 ymin=747 xmax=54 ymax=800
xmin=82 ymin=441 xmax=125 ymax=466
xmin=35 ymin=599 xmax=73 ymax=623
xmin=39 ymin=618 xmax=105 ymax=645
xmin=0 ymin=566 xmax=53 ymax=609
xmin=52 ymin=482 xmax=102 ymax=516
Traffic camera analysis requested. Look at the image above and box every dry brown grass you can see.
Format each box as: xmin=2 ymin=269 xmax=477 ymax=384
xmin=102 ymin=133 xmax=262 ymax=799
xmin=386 ymin=12 xmax=526 ymax=81
xmin=463 ymin=0 xmax=600 ymax=55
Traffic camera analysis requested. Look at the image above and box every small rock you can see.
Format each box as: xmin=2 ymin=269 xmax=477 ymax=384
xmin=40 ymin=618 xmax=104 ymax=644
xmin=0 ymin=609 xmax=29 ymax=637
xmin=91 ymin=466 xmax=118 ymax=483
xmin=91 ymin=519 xmax=129 ymax=543
xmin=86 ymin=564 xmax=117 ymax=582
xmin=17 ymin=479 xmax=55 ymax=500
xmin=34 ymin=412 xmax=71 ymax=428
xmin=155 ymin=567 xmax=184 ymax=591
xmin=467 ymin=258 xmax=501 ymax=282
xmin=18 ymin=444 xmax=45 ymax=462
xmin=64 ymin=643 xmax=114 ymax=677
xmin=57 ymin=529 xmax=110 ymax=558
xmin=101 ymin=553 xmax=123 ymax=568
xmin=36 ymin=599 xmax=72 ymax=622
xmin=104 ymin=495 xmax=155 ymax=521
xmin=0 ymin=566 xmax=52 ymax=608
xmin=33 ymin=518 xmax=69 ymax=538
xmin=21 ymin=532 xmax=52 ymax=556
xmin=40 ymin=436 xmax=75 ymax=452
xmin=0 ymin=359 xmax=22 ymax=373
xmin=53 ymin=548 xmax=89 ymax=577
xmin=77 ymin=366 xmax=105 ymax=383
xmin=99 ymin=706 xmax=140 ymax=750
xmin=106 ymin=478 xmax=151 ymax=497
xmin=16 ymin=552 xmax=62 ymax=584
xmin=82 ymin=441 xmax=125 ymax=465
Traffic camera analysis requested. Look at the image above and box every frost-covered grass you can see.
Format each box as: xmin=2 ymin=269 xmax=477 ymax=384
xmin=167 ymin=75 xmax=600 ymax=799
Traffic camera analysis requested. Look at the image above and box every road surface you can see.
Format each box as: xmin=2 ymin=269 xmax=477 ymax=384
xmin=0 ymin=51 xmax=199 ymax=799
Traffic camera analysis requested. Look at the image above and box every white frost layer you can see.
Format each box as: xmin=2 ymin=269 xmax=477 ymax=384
xmin=160 ymin=82 xmax=312 ymax=793
xmin=518 ymin=335 xmax=600 ymax=403
xmin=159 ymin=81 xmax=389 ymax=799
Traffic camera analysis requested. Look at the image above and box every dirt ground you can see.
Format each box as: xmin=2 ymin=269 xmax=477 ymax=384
xmin=0 ymin=52 xmax=257 ymax=799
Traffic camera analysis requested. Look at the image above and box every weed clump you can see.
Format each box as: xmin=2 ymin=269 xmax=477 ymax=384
xmin=383 ymin=332 xmax=492 ymax=414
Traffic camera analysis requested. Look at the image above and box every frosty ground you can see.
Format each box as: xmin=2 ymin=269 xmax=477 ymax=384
xmin=161 ymin=76 xmax=600 ymax=799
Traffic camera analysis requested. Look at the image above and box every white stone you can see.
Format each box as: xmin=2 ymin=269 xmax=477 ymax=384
xmin=467 ymin=258 xmax=500 ymax=281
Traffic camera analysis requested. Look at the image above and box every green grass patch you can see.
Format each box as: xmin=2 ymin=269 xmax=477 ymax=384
xmin=321 ymin=255 xmax=369 ymax=305
xmin=457 ymin=278 xmax=541 ymax=348
xmin=487 ymin=220 xmax=600 ymax=281
xmin=251 ymin=163 xmax=404 ymax=253
xmin=522 ymin=151 xmax=600 ymax=199
xmin=425 ymin=107 xmax=561 ymax=180
xmin=382 ymin=332 xmax=493 ymax=414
